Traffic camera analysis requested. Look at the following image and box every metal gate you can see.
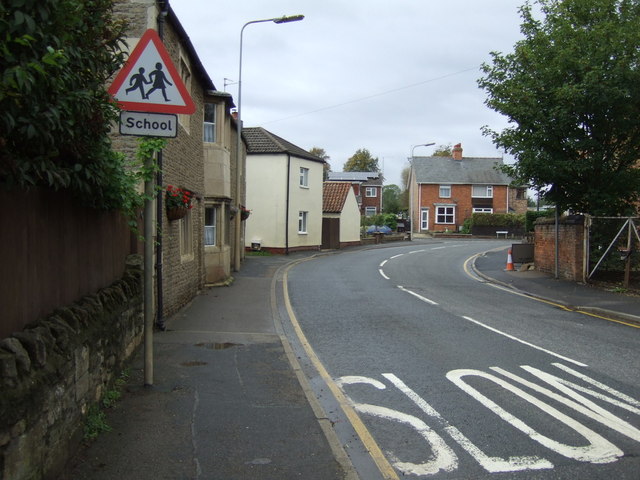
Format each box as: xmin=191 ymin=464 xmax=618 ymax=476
xmin=587 ymin=215 xmax=640 ymax=288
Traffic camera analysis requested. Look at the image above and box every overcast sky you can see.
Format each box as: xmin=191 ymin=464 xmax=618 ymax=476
xmin=170 ymin=0 xmax=527 ymax=187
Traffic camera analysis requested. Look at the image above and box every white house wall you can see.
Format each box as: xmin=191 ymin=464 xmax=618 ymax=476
xmin=288 ymin=156 xmax=323 ymax=249
xmin=245 ymin=154 xmax=287 ymax=249
xmin=341 ymin=187 xmax=361 ymax=243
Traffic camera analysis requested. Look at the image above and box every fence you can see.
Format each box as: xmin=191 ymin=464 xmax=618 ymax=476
xmin=0 ymin=188 xmax=138 ymax=339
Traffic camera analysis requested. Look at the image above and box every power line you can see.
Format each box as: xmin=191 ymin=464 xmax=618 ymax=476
xmin=261 ymin=66 xmax=480 ymax=125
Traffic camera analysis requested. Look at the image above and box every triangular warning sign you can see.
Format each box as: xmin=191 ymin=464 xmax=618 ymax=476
xmin=108 ymin=29 xmax=195 ymax=114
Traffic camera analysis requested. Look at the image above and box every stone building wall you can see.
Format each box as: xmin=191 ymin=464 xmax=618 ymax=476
xmin=0 ymin=257 xmax=143 ymax=480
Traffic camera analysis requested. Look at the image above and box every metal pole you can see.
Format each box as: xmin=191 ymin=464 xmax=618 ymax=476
xmin=554 ymin=205 xmax=559 ymax=280
xmin=234 ymin=15 xmax=304 ymax=269
xmin=143 ymin=154 xmax=155 ymax=386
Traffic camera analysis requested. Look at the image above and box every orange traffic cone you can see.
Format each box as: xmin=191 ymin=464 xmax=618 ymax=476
xmin=505 ymin=248 xmax=514 ymax=271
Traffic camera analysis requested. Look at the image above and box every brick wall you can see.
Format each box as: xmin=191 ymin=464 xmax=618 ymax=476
xmin=418 ymin=184 xmax=511 ymax=232
xmin=534 ymin=215 xmax=585 ymax=281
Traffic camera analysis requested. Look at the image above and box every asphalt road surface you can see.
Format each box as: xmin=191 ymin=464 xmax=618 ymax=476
xmin=280 ymin=239 xmax=640 ymax=479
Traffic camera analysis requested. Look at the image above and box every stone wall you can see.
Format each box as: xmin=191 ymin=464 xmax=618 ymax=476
xmin=534 ymin=215 xmax=586 ymax=281
xmin=0 ymin=256 xmax=144 ymax=480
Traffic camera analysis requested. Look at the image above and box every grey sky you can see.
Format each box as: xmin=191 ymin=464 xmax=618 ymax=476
xmin=171 ymin=0 xmax=526 ymax=187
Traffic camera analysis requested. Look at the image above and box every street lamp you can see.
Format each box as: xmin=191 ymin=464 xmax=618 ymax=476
xmin=409 ymin=143 xmax=435 ymax=241
xmin=234 ymin=14 xmax=304 ymax=271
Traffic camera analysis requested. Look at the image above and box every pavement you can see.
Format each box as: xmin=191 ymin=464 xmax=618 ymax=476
xmin=58 ymin=241 xmax=639 ymax=480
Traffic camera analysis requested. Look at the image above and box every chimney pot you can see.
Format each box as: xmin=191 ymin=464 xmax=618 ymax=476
xmin=452 ymin=143 xmax=463 ymax=160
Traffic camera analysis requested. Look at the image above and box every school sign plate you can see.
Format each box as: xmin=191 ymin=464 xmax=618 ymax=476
xmin=119 ymin=111 xmax=177 ymax=138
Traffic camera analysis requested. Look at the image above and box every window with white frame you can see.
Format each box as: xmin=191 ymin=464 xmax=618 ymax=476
xmin=204 ymin=206 xmax=217 ymax=246
xmin=365 ymin=206 xmax=377 ymax=216
xmin=180 ymin=209 xmax=193 ymax=256
xmin=203 ymin=104 xmax=216 ymax=143
xmin=365 ymin=186 xmax=377 ymax=197
xmin=436 ymin=206 xmax=455 ymax=224
xmin=473 ymin=207 xmax=493 ymax=214
xmin=472 ymin=184 xmax=493 ymax=198
xmin=439 ymin=185 xmax=451 ymax=198
xmin=298 ymin=211 xmax=308 ymax=233
xmin=420 ymin=208 xmax=429 ymax=230
xmin=299 ymin=167 xmax=309 ymax=187
xmin=178 ymin=56 xmax=192 ymax=131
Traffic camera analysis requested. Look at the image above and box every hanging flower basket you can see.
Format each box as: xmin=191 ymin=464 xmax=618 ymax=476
xmin=167 ymin=206 xmax=188 ymax=221
xmin=240 ymin=206 xmax=251 ymax=221
xmin=165 ymin=185 xmax=193 ymax=221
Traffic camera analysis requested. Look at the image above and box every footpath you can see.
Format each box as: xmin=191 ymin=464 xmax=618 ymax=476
xmin=59 ymin=242 xmax=639 ymax=480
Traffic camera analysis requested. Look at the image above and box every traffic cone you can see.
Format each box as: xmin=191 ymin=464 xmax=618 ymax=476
xmin=505 ymin=248 xmax=514 ymax=271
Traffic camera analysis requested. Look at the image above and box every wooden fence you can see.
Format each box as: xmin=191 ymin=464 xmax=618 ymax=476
xmin=0 ymin=188 xmax=138 ymax=338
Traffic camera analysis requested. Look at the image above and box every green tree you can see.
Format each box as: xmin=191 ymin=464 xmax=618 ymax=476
xmin=0 ymin=0 xmax=129 ymax=209
xmin=309 ymin=146 xmax=331 ymax=180
xmin=382 ymin=184 xmax=402 ymax=213
xmin=478 ymin=0 xmax=640 ymax=215
xmin=344 ymin=148 xmax=380 ymax=172
xmin=432 ymin=144 xmax=453 ymax=157
xmin=399 ymin=166 xmax=410 ymax=211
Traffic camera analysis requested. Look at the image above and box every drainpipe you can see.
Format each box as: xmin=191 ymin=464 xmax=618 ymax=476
xmin=285 ymin=154 xmax=291 ymax=254
xmin=154 ymin=1 xmax=169 ymax=331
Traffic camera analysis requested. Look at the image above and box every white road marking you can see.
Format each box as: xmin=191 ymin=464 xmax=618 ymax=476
xmin=447 ymin=369 xmax=623 ymax=464
xmin=382 ymin=373 xmax=553 ymax=473
xmin=380 ymin=259 xmax=388 ymax=267
xmin=462 ymin=316 xmax=587 ymax=367
xmin=409 ymin=249 xmax=426 ymax=254
xmin=398 ymin=286 xmax=438 ymax=305
xmin=337 ymin=375 xmax=458 ymax=476
xmin=431 ymin=246 xmax=446 ymax=250
xmin=390 ymin=254 xmax=404 ymax=259
xmin=379 ymin=269 xmax=390 ymax=280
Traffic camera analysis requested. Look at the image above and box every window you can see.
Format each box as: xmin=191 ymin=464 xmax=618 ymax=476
xmin=420 ymin=208 xmax=429 ymax=230
xmin=298 ymin=211 xmax=308 ymax=233
xmin=473 ymin=207 xmax=493 ymax=214
xmin=203 ymin=104 xmax=216 ymax=143
xmin=178 ymin=57 xmax=192 ymax=131
xmin=436 ymin=206 xmax=455 ymax=224
xmin=180 ymin=209 xmax=193 ymax=256
xmin=204 ymin=206 xmax=217 ymax=245
xmin=299 ymin=167 xmax=309 ymax=187
xmin=365 ymin=186 xmax=377 ymax=197
xmin=472 ymin=184 xmax=493 ymax=198
xmin=365 ymin=206 xmax=377 ymax=216
xmin=439 ymin=185 xmax=451 ymax=198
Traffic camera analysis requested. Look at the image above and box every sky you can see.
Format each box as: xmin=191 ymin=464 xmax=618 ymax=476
xmin=170 ymin=0 xmax=527 ymax=187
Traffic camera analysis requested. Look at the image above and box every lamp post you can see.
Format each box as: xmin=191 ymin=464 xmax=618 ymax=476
xmin=409 ymin=143 xmax=435 ymax=241
xmin=234 ymin=14 xmax=304 ymax=271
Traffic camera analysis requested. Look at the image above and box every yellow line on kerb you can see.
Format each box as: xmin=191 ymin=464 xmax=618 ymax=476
xmin=283 ymin=265 xmax=400 ymax=480
xmin=464 ymin=254 xmax=640 ymax=329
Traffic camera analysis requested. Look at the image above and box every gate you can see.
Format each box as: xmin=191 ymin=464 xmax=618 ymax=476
xmin=322 ymin=217 xmax=340 ymax=249
xmin=587 ymin=216 xmax=640 ymax=289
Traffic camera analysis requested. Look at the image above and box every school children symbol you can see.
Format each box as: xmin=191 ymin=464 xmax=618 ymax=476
xmin=109 ymin=29 xmax=195 ymax=114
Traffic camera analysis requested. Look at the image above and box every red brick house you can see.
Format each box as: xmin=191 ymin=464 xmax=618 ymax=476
xmin=409 ymin=143 xmax=527 ymax=234
xmin=326 ymin=171 xmax=383 ymax=216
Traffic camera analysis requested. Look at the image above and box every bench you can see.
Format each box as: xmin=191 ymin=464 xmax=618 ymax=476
xmin=496 ymin=230 xmax=508 ymax=238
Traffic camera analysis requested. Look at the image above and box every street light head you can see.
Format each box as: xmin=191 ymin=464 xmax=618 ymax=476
xmin=273 ymin=14 xmax=305 ymax=24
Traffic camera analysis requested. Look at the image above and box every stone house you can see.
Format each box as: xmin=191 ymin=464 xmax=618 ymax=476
xmin=322 ymin=182 xmax=362 ymax=249
xmin=326 ymin=171 xmax=383 ymax=216
xmin=409 ymin=143 xmax=527 ymax=234
xmin=112 ymin=0 xmax=242 ymax=318
xmin=243 ymin=127 xmax=325 ymax=254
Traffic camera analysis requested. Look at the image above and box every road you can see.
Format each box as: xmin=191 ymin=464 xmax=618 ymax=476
xmin=279 ymin=239 xmax=640 ymax=479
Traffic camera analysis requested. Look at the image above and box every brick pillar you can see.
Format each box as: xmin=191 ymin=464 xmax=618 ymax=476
xmin=534 ymin=215 xmax=585 ymax=281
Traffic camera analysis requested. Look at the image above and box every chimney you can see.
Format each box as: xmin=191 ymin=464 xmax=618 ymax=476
xmin=452 ymin=143 xmax=463 ymax=160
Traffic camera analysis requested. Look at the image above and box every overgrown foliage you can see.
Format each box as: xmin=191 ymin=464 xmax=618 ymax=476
xmin=382 ymin=184 xmax=402 ymax=214
xmin=479 ymin=0 xmax=640 ymax=215
xmin=471 ymin=213 xmax=525 ymax=228
xmin=361 ymin=213 xmax=398 ymax=230
xmin=0 ymin=0 xmax=129 ymax=209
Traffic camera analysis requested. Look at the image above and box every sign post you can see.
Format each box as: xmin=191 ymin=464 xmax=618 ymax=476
xmin=109 ymin=29 xmax=195 ymax=386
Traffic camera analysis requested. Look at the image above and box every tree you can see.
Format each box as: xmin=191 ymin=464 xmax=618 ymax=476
xmin=478 ymin=0 xmax=640 ymax=215
xmin=344 ymin=148 xmax=380 ymax=172
xmin=309 ymin=146 xmax=331 ymax=180
xmin=399 ymin=166 xmax=411 ymax=211
xmin=0 ymin=0 xmax=129 ymax=209
xmin=382 ymin=184 xmax=402 ymax=213
xmin=432 ymin=144 xmax=453 ymax=157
